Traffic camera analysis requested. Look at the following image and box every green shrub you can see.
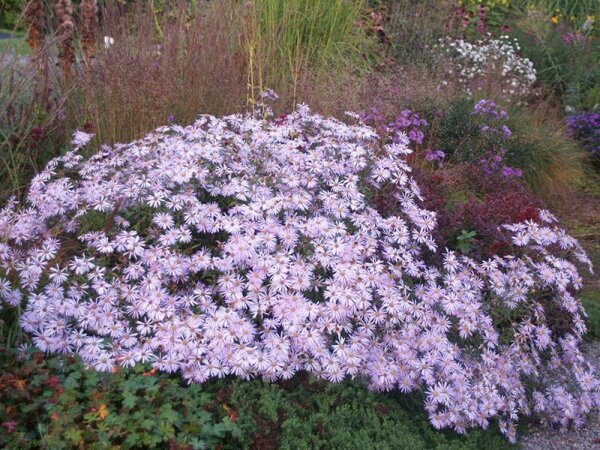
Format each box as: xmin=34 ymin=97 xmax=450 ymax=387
xmin=0 ymin=0 xmax=24 ymax=31
xmin=0 ymin=349 xmax=241 ymax=449
xmin=220 ymin=376 xmax=515 ymax=450
xmin=504 ymin=103 xmax=586 ymax=200
xmin=511 ymin=0 xmax=600 ymax=38
xmin=0 ymin=345 xmax=519 ymax=450
xmin=424 ymin=97 xmax=585 ymax=202
xmin=511 ymin=11 xmax=600 ymax=109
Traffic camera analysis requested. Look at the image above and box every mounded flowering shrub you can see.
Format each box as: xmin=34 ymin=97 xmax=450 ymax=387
xmin=437 ymin=36 xmax=537 ymax=100
xmin=0 ymin=105 xmax=597 ymax=441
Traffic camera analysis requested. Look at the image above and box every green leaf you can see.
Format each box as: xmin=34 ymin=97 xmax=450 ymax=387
xmin=123 ymin=432 xmax=141 ymax=447
xmin=64 ymin=427 xmax=83 ymax=445
xmin=63 ymin=371 xmax=82 ymax=390
xmin=158 ymin=404 xmax=181 ymax=424
xmin=140 ymin=418 xmax=154 ymax=430
xmin=157 ymin=420 xmax=175 ymax=439
xmin=83 ymin=411 xmax=99 ymax=423
xmin=122 ymin=390 xmax=138 ymax=409
xmin=83 ymin=369 xmax=100 ymax=390
xmin=189 ymin=437 xmax=208 ymax=450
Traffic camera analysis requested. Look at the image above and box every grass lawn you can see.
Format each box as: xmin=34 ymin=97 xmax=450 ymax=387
xmin=0 ymin=29 xmax=30 ymax=55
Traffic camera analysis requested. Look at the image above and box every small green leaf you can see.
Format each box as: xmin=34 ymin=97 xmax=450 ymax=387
xmin=159 ymin=404 xmax=181 ymax=424
xmin=64 ymin=427 xmax=82 ymax=445
xmin=122 ymin=390 xmax=137 ymax=409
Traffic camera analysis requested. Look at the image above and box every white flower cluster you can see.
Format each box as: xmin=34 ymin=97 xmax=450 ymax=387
xmin=0 ymin=106 xmax=596 ymax=441
xmin=438 ymin=36 xmax=537 ymax=99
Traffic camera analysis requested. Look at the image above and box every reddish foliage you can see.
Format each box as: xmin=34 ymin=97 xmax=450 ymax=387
xmin=43 ymin=375 xmax=61 ymax=389
xmin=383 ymin=164 xmax=544 ymax=260
xmin=448 ymin=166 xmax=542 ymax=257
xmin=2 ymin=420 xmax=17 ymax=433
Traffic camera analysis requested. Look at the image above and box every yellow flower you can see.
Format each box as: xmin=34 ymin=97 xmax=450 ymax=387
xmin=588 ymin=15 xmax=595 ymax=22
xmin=550 ymin=16 xmax=559 ymax=24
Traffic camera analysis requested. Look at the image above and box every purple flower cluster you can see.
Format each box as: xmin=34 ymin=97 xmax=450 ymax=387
xmin=561 ymin=32 xmax=590 ymax=45
xmin=566 ymin=111 xmax=600 ymax=160
xmin=473 ymin=100 xmax=522 ymax=179
xmin=425 ymin=149 xmax=446 ymax=164
xmin=360 ymin=107 xmax=427 ymax=145
xmin=388 ymin=110 xmax=428 ymax=145
xmin=0 ymin=106 xmax=597 ymax=441
xmin=473 ymin=99 xmax=508 ymax=120
xmin=500 ymin=166 xmax=523 ymax=178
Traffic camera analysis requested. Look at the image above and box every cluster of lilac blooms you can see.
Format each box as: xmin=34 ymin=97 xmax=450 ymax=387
xmin=360 ymin=106 xmax=447 ymax=166
xmin=0 ymin=105 xmax=597 ymax=441
xmin=437 ymin=36 xmax=537 ymax=100
xmin=566 ymin=111 xmax=600 ymax=161
xmin=472 ymin=99 xmax=522 ymax=179
xmin=359 ymin=107 xmax=427 ymax=145
xmin=425 ymin=149 xmax=446 ymax=165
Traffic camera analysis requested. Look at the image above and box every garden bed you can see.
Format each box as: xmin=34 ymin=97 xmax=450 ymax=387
xmin=1 ymin=1 xmax=599 ymax=449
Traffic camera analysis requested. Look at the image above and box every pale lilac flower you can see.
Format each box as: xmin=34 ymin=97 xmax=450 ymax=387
xmin=71 ymin=130 xmax=93 ymax=149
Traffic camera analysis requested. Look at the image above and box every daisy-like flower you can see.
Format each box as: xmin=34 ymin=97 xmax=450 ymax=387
xmin=153 ymin=212 xmax=174 ymax=230
xmin=49 ymin=265 xmax=69 ymax=284
xmin=71 ymin=130 xmax=94 ymax=149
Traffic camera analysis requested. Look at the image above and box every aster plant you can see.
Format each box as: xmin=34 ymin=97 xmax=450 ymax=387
xmin=0 ymin=105 xmax=597 ymax=442
xmin=566 ymin=111 xmax=600 ymax=163
xmin=438 ymin=36 xmax=537 ymax=100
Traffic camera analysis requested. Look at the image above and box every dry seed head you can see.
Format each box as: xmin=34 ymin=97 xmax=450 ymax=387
xmin=80 ymin=0 xmax=99 ymax=62
xmin=24 ymin=0 xmax=45 ymax=52
xmin=55 ymin=0 xmax=75 ymax=79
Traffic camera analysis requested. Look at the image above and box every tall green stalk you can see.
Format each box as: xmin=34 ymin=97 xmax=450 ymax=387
xmin=245 ymin=0 xmax=373 ymax=104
